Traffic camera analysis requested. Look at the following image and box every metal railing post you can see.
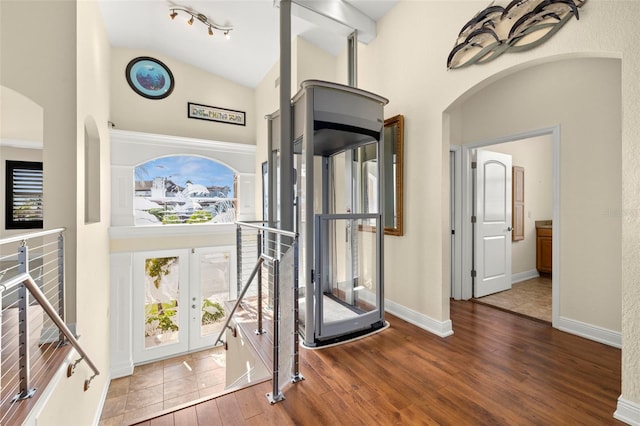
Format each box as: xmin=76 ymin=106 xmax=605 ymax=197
xmin=235 ymin=221 xmax=302 ymax=401
xmin=0 ymin=282 xmax=2 ymax=401
xmin=292 ymin=239 xmax=303 ymax=382
xmin=256 ymin=232 xmax=265 ymax=335
xmin=20 ymin=274 xmax=100 ymax=390
xmin=0 ymin=228 xmax=101 ymax=400
xmin=236 ymin=225 xmax=242 ymax=295
xmin=57 ymin=232 xmax=65 ymax=345
xmin=14 ymin=243 xmax=36 ymax=401
xmin=267 ymin=258 xmax=284 ymax=404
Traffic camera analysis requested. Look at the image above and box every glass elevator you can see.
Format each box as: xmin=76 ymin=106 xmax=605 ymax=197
xmin=266 ymin=80 xmax=388 ymax=347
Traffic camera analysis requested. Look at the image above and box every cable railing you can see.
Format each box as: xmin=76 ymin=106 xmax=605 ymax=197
xmin=0 ymin=228 xmax=99 ymax=425
xmin=214 ymin=221 xmax=303 ymax=404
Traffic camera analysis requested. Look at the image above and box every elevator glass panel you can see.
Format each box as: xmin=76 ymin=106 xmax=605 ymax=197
xmin=315 ymin=214 xmax=380 ymax=339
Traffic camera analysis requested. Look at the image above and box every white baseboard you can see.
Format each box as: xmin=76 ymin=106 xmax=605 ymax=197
xmin=511 ymin=269 xmax=539 ymax=284
xmin=110 ymin=360 xmax=134 ymax=379
xmin=22 ymin=348 xmax=78 ymax=426
xmin=615 ymin=396 xmax=640 ymax=425
xmin=385 ymin=299 xmax=454 ymax=338
xmin=94 ymin=372 xmax=112 ymax=426
xmin=557 ymin=316 xmax=621 ymax=348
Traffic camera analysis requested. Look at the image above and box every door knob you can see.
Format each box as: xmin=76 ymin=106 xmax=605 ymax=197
xmin=507 ymin=227 xmax=513 ymax=231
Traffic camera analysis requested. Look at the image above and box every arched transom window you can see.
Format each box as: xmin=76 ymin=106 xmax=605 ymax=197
xmin=134 ymin=156 xmax=236 ymax=226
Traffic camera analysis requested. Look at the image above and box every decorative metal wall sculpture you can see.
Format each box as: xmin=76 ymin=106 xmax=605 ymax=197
xmin=447 ymin=0 xmax=586 ymax=70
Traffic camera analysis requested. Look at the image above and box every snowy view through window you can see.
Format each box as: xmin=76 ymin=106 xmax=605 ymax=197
xmin=135 ymin=156 xmax=236 ymax=226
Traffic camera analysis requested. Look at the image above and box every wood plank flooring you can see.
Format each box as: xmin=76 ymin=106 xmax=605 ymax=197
xmin=1 ymin=306 xmax=72 ymax=426
xmin=130 ymin=300 xmax=623 ymax=425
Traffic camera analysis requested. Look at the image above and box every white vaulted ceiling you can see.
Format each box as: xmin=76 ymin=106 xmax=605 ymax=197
xmin=98 ymin=0 xmax=398 ymax=88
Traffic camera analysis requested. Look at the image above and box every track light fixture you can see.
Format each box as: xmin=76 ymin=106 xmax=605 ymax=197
xmin=169 ymin=7 xmax=233 ymax=40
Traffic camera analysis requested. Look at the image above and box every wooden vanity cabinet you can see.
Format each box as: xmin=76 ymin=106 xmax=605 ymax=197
xmin=536 ymin=227 xmax=552 ymax=274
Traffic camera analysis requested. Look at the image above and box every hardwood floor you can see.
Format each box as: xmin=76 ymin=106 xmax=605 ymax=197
xmin=130 ymin=300 xmax=623 ymax=425
xmin=1 ymin=306 xmax=71 ymax=426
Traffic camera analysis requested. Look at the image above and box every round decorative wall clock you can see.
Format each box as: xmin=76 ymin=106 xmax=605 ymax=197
xmin=125 ymin=56 xmax=174 ymax=99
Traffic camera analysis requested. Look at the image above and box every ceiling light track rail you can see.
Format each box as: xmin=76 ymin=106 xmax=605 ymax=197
xmin=169 ymin=7 xmax=233 ymax=39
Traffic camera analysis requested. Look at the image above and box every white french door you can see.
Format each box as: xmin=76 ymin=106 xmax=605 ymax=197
xmin=133 ymin=246 xmax=236 ymax=364
xmin=189 ymin=247 xmax=237 ymax=350
xmin=474 ymin=149 xmax=512 ymax=298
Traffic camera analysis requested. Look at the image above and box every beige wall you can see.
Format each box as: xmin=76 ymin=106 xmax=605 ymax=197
xmin=347 ymin=0 xmax=639 ymax=406
xmin=484 ymin=135 xmax=554 ymax=276
xmin=0 ymin=86 xmax=45 ymax=241
xmin=36 ymin=1 xmax=113 ymax=424
xmin=110 ymin=48 xmax=256 ymax=145
xmin=254 ymin=37 xmax=338 ymax=217
xmin=457 ymin=58 xmax=621 ymax=332
xmin=0 ymin=85 xmax=44 ymax=142
xmin=1 ymin=0 xmax=80 ymax=313
xmin=2 ymin=0 xmax=112 ymax=424
xmin=296 ymin=37 xmax=337 ymax=89
xmin=2 ymin=0 xmax=639 ymax=420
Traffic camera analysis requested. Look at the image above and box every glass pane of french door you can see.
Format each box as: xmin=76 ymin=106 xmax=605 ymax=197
xmin=133 ymin=249 xmax=189 ymax=363
xmin=189 ymin=247 xmax=237 ymax=350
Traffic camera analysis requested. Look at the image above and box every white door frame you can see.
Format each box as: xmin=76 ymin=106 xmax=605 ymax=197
xmin=450 ymin=146 xmax=463 ymax=300
xmin=453 ymin=126 xmax=560 ymax=327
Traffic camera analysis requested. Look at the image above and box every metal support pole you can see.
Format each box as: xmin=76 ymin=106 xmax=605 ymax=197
xmin=13 ymin=244 xmax=36 ymax=402
xmin=303 ymin=84 xmax=315 ymax=345
xmin=57 ymin=232 xmax=66 ymax=345
xmin=256 ymin=233 xmax=265 ymax=335
xmin=266 ymin=259 xmax=284 ymax=404
xmin=347 ymin=30 xmax=358 ymax=87
xmin=266 ymin=117 xmax=275 ymax=227
xmin=279 ymin=0 xmax=294 ymax=236
xmin=347 ymin=30 xmax=359 ymax=303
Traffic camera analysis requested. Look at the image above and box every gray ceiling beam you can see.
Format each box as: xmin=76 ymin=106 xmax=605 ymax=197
xmin=276 ymin=0 xmax=377 ymax=43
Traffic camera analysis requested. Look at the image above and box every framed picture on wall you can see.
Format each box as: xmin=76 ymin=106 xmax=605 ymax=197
xmin=187 ymin=102 xmax=246 ymax=126
xmin=125 ymin=57 xmax=174 ymax=100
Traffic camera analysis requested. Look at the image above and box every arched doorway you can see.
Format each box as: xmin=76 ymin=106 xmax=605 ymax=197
xmin=445 ymin=57 xmax=622 ymax=341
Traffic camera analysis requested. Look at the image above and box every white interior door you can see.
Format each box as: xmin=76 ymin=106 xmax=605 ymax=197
xmin=474 ymin=149 xmax=512 ymax=298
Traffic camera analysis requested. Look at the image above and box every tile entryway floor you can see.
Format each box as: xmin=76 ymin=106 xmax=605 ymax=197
xmin=99 ymin=346 xmax=226 ymax=425
xmin=473 ymin=276 xmax=552 ymax=323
